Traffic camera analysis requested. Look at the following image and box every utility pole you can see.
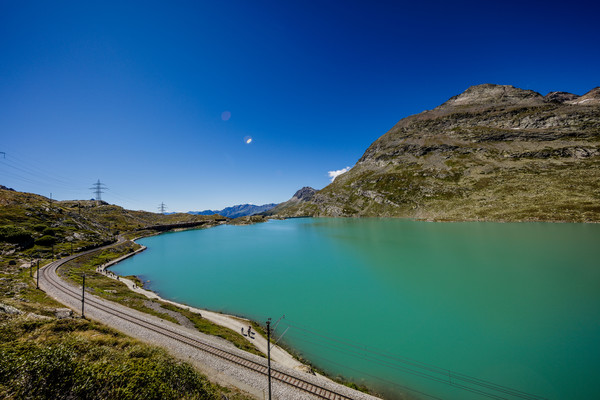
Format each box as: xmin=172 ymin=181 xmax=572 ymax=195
xmin=81 ymin=274 xmax=86 ymax=318
xmin=36 ymin=261 xmax=39 ymax=289
xmin=158 ymin=202 xmax=167 ymax=214
xmin=89 ymin=179 xmax=108 ymax=205
xmin=266 ymin=318 xmax=272 ymax=400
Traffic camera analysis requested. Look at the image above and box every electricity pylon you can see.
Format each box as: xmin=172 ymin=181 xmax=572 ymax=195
xmin=90 ymin=179 xmax=108 ymax=205
xmin=158 ymin=202 xmax=167 ymax=214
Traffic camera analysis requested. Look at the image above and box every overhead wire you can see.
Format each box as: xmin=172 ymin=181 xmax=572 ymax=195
xmin=298 ymin=348 xmax=445 ymax=400
xmin=281 ymin=319 xmax=546 ymax=400
xmin=0 ymin=154 xmax=84 ymax=193
xmin=0 ymin=152 xmax=145 ymax=207
xmin=291 ymin=334 xmax=510 ymax=400
xmin=1 ymin=152 xmax=82 ymax=187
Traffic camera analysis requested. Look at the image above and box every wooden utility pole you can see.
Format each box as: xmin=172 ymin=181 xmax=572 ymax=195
xmin=267 ymin=318 xmax=272 ymax=400
xmin=81 ymin=274 xmax=86 ymax=318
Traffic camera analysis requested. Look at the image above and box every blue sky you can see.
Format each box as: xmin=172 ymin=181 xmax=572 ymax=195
xmin=1 ymin=0 xmax=598 ymax=212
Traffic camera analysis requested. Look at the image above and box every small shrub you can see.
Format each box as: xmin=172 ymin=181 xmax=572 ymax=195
xmin=35 ymin=235 xmax=56 ymax=246
xmin=0 ymin=225 xmax=34 ymax=247
xmin=32 ymin=224 xmax=48 ymax=232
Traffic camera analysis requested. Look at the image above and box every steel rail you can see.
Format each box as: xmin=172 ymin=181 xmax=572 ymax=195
xmin=39 ymin=245 xmax=357 ymax=400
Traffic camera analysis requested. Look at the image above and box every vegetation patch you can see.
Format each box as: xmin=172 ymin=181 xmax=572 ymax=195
xmin=0 ymin=314 xmax=255 ymax=400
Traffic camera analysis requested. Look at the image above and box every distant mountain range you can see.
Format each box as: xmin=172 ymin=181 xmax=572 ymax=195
xmin=271 ymin=84 xmax=600 ymax=222
xmin=188 ymin=203 xmax=278 ymax=218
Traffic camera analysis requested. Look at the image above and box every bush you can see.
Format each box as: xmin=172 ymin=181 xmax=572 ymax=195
xmin=0 ymin=320 xmax=221 ymax=400
xmin=32 ymin=224 xmax=48 ymax=232
xmin=0 ymin=225 xmax=34 ymax=247
xmin=35 ymin=235 xmax=56 ymax=246
xmin=42 ymin=227 xmax=59 ymax=236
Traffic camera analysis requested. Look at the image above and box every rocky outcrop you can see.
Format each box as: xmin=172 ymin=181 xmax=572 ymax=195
xmin=567 ymin=87 xmax=600 ymax=105
xmin=0 ymin=302 xmax=22 ymax=315
xmin=263 ymin=187 xmax=317 ymax=217
xmin=544 ymin=91 xmax=579 ymax=103
xmin=437 ymin=84 xmax=545 ymax=110
xmin=291 ymin=187 xmax=316 ymax=201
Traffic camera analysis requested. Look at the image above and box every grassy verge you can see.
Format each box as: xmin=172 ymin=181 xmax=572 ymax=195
xmin=58 ymin=241 xmax=180 ymax=324
xmin=160 ymin=303 xmax=264 ymax=357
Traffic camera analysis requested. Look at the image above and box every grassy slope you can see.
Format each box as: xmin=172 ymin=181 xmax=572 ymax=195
xmin=0 ymin=316 xmax=221 ymax=400
xmin=0 ymin=189 xmax=219 ymax=259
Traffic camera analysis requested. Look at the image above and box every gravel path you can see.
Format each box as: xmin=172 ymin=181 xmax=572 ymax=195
xmin=39 ymin=255 xmax=383 ymax=400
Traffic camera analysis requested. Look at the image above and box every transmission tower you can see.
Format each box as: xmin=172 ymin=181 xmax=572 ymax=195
xmin=90 ymin=179 xmax=108 ymax=204
xmin=158 ymin=202 xmax=167 ymax=214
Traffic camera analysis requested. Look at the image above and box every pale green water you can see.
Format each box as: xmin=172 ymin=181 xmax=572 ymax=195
xmin=113 ymin=218 xmax=600 ymax=400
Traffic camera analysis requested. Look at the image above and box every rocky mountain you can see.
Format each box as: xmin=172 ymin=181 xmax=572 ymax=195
xmin=189 ymin=203 xmax=277 ymax=219
xmin=274 ymin=84 xmax=600 ymax=222
xmin=264 ymin=187 xmax=316 ymax=216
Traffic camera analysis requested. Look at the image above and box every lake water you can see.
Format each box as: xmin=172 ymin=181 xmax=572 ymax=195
xmin=113 ymin=218 xmax=600 ymax=400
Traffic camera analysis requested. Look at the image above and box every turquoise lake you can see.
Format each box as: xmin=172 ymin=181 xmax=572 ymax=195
xmin=113 ymin=218 xmax=600 ymax=400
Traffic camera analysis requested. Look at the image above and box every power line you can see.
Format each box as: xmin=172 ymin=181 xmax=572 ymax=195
xmin=1 ymin=151 xmax=143 ymax=207
xmin=0 ymin=155 xmax=82 ymax=192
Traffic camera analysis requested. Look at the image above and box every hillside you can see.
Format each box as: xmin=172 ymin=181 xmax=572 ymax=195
xmin=0 ymin=188 xmax=222 ymax=258
xmin=274 ymin=84 xmax=600 ymax=222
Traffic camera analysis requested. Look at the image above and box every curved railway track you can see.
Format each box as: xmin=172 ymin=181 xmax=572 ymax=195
xmin=39 ymin=244 xmax=360 ymax=400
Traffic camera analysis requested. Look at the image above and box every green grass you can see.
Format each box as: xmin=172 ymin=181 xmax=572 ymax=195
xmin=0 ymin=314 xmax=253 ymax=400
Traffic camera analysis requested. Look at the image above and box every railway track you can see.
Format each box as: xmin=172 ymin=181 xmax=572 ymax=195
xmin=39 ymin=244 xmax=359 ymax=400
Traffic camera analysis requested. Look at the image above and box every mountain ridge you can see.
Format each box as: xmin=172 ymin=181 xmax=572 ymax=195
xmin=189 ymin=203 xmax=277 ymax=219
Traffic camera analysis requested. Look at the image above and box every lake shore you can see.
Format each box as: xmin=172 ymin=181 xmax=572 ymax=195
xmin=100 ymin=235 xmax=312 ymax=373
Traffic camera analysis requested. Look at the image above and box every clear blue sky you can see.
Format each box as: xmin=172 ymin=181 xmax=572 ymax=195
xmin=1 ymin=0 xmax=598 ymax=212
